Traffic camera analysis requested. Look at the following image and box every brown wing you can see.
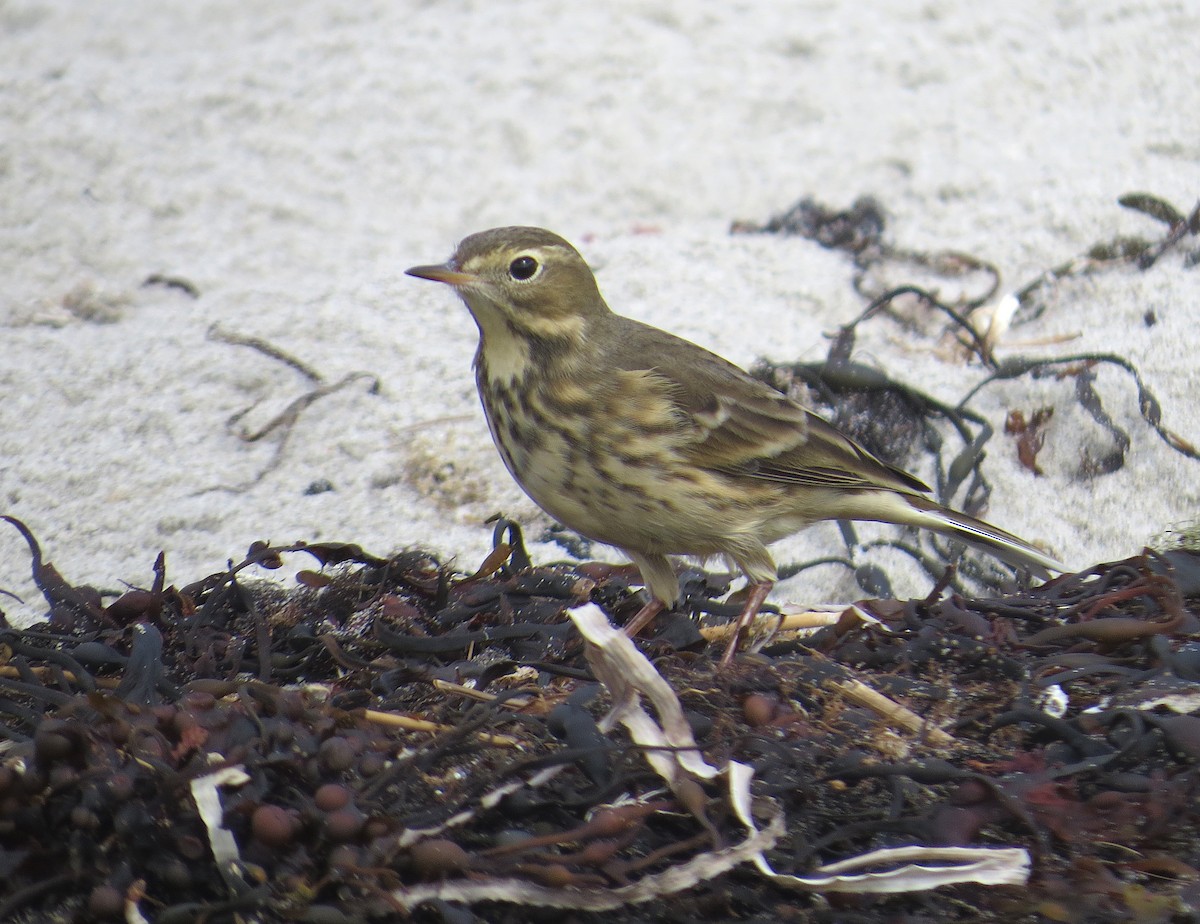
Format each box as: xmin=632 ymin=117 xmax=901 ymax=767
xmin=605 ymin=316 xmax=931 ymax=496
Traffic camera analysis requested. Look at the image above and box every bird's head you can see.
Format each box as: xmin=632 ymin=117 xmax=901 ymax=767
xmin=407 ymin=227 xmax=610 ymax=358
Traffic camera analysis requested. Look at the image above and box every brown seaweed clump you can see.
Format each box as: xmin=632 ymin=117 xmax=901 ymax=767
xmin=3 ymin=514 xmax=1200 ymax=922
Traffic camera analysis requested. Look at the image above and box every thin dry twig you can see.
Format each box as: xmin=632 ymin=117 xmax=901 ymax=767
xmin=201 ymin=324 xmax=381 ymax=491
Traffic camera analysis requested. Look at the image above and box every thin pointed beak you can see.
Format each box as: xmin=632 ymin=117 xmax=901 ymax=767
xmin=405 ymin=263 xmax=477 ymax=287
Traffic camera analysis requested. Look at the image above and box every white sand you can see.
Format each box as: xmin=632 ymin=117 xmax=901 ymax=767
xmin=2 ymin=1 xmax=1197 ymax=625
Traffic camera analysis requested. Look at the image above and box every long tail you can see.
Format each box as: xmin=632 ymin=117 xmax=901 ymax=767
xmin=838 ymin=491 xmax=1070 ymax=579
xmin=901 ymin=494 xmax=1068 ymax=578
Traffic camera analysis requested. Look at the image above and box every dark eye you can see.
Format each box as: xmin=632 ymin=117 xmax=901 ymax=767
xmin=508 ymin=255 xmax=538 ymax=280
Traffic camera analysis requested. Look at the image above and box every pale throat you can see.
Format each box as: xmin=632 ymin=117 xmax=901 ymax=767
xmin=468 ymin=299 xmax=533 ymax=387
xmin=467 ymin=296 xmax=587 ymax=388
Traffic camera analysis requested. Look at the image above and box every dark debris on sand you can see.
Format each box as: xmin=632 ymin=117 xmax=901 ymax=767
xmin=2 ymin=513 xmax=1200 ymax=924
xmin=4 ymin=191 xmax=1200 ymax=922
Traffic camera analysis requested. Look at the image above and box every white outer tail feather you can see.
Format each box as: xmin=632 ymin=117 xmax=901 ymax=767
xmin=901 ymin=496 xmax=1068 ymax=578
xmin=841 ymin=491 xmax=1069 ymax=578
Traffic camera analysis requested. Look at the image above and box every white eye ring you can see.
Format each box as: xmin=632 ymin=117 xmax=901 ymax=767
xmin=508 ymin=255 xmax=540 ymax=281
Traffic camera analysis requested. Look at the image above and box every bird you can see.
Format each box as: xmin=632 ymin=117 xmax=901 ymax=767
xmin=406 ymin=227 xmax=1066 ymax=667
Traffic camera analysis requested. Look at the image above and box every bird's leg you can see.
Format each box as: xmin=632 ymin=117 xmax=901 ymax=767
xmin=623 ymin=596 xmax=666 ymax=638
xmin=719 ymin=581 xmax=773 ymax=668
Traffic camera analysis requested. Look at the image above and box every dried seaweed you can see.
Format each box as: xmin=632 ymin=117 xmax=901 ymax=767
xmin=738 ymin=193 xmax=1199 ymax=599
xmin=3 ymin=513 xmax=1200 ymax=922
xmin=1 ymin=193 xmax=1197 ymax=922
xmin=203 ymin=324 xmax=381 ymax=492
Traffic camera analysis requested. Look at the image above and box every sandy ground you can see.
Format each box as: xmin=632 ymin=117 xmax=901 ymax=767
xmin=2 ymin=1 xmax=1197 ymax=627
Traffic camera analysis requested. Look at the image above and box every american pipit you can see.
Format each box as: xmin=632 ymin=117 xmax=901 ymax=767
xmin=407 ymin=227 xmax=1066 ymax=666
